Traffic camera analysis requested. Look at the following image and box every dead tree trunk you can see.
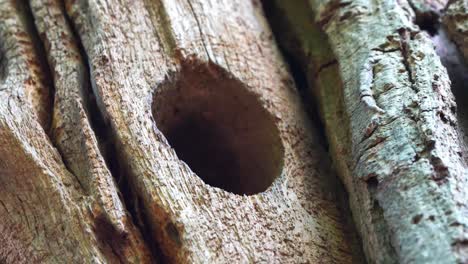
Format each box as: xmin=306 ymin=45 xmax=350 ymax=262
xmin=2 ymin=0 xmax=467 ymax=263
xmin=0 ymin=0 xmax=363 ymax=263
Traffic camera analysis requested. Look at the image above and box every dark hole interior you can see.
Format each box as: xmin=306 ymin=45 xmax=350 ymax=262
xmin=152 ymin=62 xmax=284 ymax=195
xmin=415 ymin=11 xmax=439 ymax=36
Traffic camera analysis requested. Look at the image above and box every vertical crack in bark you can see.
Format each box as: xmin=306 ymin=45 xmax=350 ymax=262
xmin=94 ymin=127 xmax=164 ymax=262
xmin=270 ymin=44 xmax=331 ymax=150
xmin=431 ymin=28 xmax=468 ymax=162
xmin=13 ymin=0 xmax=95 ymax=194
xmin=0 ymin=44 xmax=5 ymax=82
xmin=15 ymin=0 xmax=54 ymax=131
xmin=185 ymin=0 xmax=212 ymax=61
xmin=21 ymin=0 xmax=90 ymax=193
xmin=398 ymin=28 xmax=417 ymax=90
xmin=261 ymin=0 xmax=467 ymax=263
xmin=260 ymin=1 xmax=367 ymax=262
xmin=92 ymin=214 xmax=127 ymax=264
xmin=60 ymin=1 xmax=163 ymax=261
xmin=51 ymin=2 xmax=374 ymax=260
xmin=58 ymin=0 xmax=105 ymax=141
xmin=260 ymin=0 xmax=334 ymax=151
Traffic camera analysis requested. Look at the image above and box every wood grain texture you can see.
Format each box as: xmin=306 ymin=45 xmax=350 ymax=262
xmin=64 ymin=0 xmax=364 ymax=262
xmin=265 ymin=0 xmax=468 ymax=263
xmin=0 ymin=0 xmax=151 ymax=262
xmin=0 ymin=0 xmax=364 ymax=263
xmin=30 ymin=0 xmax=153 ymax=261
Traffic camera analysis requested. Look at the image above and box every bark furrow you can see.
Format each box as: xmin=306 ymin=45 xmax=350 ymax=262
xmin=0 ymin=0 xmax=364 ymax=263
xmin=264 ymin=0 xmax=468 ymax=263
xmin=61 ymin=0 xmax=364 ymax=262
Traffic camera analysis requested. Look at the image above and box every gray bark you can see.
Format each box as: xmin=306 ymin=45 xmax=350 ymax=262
xmin=265 ymin=0 xmax=468 ymax=263
xmin=443 ymin=0 xmax=468 ymax=62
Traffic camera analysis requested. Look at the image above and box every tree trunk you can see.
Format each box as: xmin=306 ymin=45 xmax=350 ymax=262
xmin=2 ymin=0 xmax=467 ymax=263
xmin=264 ymin=0 xmax=468 ymax=263
xmin=0 ymin=0 xmax=364 ymax=263
xmin=443 ymin=0 xmax=468 ymax=61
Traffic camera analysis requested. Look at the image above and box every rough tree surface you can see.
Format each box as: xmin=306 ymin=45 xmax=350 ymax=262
xmin=265 ymin=0 xmax=468 ymax=263
xmin=444 ymin=0 xmax=468 ymax=61
xmin=3 ymin=0 xmax=468 ymax=263
xmin=0 ymin=0 xmax=364 ymax=263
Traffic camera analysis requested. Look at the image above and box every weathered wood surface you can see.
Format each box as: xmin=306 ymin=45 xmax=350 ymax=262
xmin=0 ymin=0 xmax=151 ymax=262
xmin=0 ymin=0 xmax=364 ymax=263
xmin=265 ymin=0 xmax=468 ymax=263
xmin=64 ymin=0 xmax=365 ymax=262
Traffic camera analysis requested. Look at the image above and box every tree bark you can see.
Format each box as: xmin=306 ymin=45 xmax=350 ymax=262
xmin=0 ymin=0 xmax=364 ymax=263
xmin=264 ymin=0 xmax=468 ymax=263
xmin=443 ymin=0 xmax=468 ymax=61
xmin=4 ymin=0 xmax=468 ymax=263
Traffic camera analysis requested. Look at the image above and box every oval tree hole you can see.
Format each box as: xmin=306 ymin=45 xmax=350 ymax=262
xmin=152 ymin=62 xmax=284 ymax=195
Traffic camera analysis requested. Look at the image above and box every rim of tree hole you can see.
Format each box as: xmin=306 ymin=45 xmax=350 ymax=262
xmin=152 ymin=61 xmax=285 ymax=195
